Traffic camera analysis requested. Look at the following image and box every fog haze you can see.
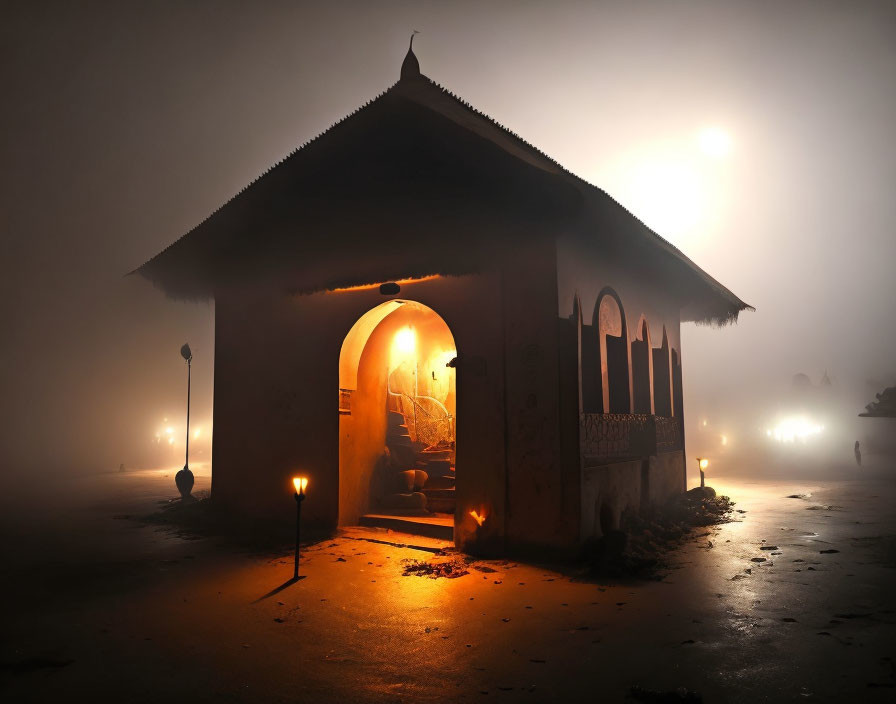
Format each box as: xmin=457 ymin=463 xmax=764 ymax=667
xmin=2 ymin=0 xmax=894 ymax=477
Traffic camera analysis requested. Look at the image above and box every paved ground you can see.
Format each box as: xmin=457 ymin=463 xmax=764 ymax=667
xmin=1 ymin=465 xmax=894 ymax=702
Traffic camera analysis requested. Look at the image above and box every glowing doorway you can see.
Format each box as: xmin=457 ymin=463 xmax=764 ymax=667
xmin=338 ymin=301 xmax=457 ymax=531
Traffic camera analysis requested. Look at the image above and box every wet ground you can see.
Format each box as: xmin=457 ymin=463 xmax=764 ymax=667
xmin=1 ymin=465 xmax=894 ymax=702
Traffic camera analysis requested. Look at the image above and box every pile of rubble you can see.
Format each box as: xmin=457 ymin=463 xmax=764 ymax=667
xmin=585 ymin=488 xmax=735 ymax=578
xmin=401 ymin=555 xmax=470 ymax=579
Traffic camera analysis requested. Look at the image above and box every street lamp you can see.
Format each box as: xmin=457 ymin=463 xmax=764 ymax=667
xmin=293 ymin=476 xmax=309 ymax=580
xmin=174 ymin=343 xmax=194 ymax=499
xmin=696 ymin=457 xmax=709 ymax=489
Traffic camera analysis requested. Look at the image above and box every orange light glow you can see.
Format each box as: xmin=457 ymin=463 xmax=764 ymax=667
xmin=394 ymin=326 xmax=416 ymax=355
xmin=699 ymin=458 xmax=709 ymax=471
xmin=328 ymin=275 xmax=440 ymax=293
xmin=293 ymin=476 xmax=309 ymax=494
xmin=469 ymin=510 xmax=486 ymax=527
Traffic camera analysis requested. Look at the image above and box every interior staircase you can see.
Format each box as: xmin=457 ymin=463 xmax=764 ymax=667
xmin=387 ymin=409 xmax=456 ymax=515
xmin=416 ymin=446 xmax=455 ymax=514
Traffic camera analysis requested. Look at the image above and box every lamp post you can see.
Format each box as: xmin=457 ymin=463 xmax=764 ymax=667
xmin=696 ymin=457 xmax=709 ymax=489
xmin=175 ymin=343 xmax=194 ymax=499
xmin=293 ymin=477 xmax=308 ymax=580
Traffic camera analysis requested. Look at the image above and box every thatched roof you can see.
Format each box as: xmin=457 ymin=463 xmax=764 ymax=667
xmin=134 ymin=47 xmax=751 ymax=325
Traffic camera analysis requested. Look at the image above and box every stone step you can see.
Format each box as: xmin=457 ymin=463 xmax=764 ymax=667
xmin=419 ymin=458 xmax=452 ymax=474
xmin=425 ymin=497 xmax=456 ymax=514
xmin=425 ymin=474 xmax=455 ymax=490
xmin=419 ymin=449 xmax=454 ymax=460
xmin=421 ymin=487 xmax=455 ymax=499
xmin=387 ymin=411 xmax=406 ymax=427
xmin=421 ymin=487 xmax=456 ymax=514
xmin=359 ymin=513 xmax=453 ymax=541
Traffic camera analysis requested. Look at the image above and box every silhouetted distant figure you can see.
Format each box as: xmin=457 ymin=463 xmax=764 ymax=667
xmin=854 ymin=441 xmax=862 ymax=467
xmin=119 ymin=463 xmax=125 ymax=473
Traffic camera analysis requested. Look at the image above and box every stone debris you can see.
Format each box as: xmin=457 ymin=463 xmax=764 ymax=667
xmin=584 ymin=489 xmax=734 ymax=578
xmin=401 ymin=557 xmax=470 ymax=579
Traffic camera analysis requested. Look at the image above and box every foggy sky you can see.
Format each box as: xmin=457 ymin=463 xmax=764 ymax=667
xmin=2 ymin=0 xmax=894 ymax=476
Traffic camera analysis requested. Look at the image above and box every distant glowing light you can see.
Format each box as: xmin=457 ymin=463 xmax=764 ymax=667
xmin=470 ymin=510 xmax=486 ymax=527
xmin=625 ymin=161 xmax=702 ymax=238
xmin=699 ymin=458 xmax=709 ymax=471
xmin=168 ymin=437 xmax=174 ymax=445
xmin=702 ymin=420 xmax=708 ymax=427
xmin=721 ymin=435 xmax=728 ymax=446
xmin=194 ymin=428 xmax=201 ymax=439
xmin=698 ymin=127 xmax=732 ymax=158
xmin=767 ymin=417 xmax=825 ymax=443
xmin=166 ymin=427 xmax=173 ymax=435
xmin=293 ymin=476 xmax=309 ymax=494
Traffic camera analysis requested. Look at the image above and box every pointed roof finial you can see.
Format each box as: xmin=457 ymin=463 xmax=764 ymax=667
xmin=400 ymin=30 xmax=420 ymax=80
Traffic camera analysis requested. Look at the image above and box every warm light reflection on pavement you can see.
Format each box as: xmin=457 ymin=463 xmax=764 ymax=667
xmin=2 ymin=471 xmax=894 ymax=702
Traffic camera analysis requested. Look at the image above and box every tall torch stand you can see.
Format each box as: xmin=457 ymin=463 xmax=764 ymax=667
xmin=293 ymin=488 xmax=305 ymax=580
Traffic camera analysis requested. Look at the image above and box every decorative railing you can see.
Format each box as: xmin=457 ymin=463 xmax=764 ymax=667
xmin=581 ymin=413 xmax=682 ymax=463
xmin=654 ymin=415 xmax=682 ymax=453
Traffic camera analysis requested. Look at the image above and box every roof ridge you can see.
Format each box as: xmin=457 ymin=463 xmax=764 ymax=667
xmin=418 ymin=74 xmax=580 ymax=181
xmin=134 ymin=67 xmax=751 ymax=321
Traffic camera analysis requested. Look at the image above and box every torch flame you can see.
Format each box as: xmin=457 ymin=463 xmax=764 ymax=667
xmin=293 ymin=477 xmax=309 ymax=494
xmin=469 ymin=510 xmax=486 ymax=527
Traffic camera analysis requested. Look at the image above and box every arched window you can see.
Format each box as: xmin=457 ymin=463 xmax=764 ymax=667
xmin=570 ymin=294 xmax=584 ymax=414
xmin=580 ymin=293 xmax=601 ymax=413
xmin=594 ymin=288 xmax=630 ymax=414
xmin=631 ymin=317 xmax=652 ymax=415
xmin=652 ymin=326 xmax=672 ymax=417
xmin=671 ymin=347 xmax=683 ymax=421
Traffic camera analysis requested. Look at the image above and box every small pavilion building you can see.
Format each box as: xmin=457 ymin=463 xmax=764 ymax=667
xmin=136 ymin=45 xmax=751 ymax=555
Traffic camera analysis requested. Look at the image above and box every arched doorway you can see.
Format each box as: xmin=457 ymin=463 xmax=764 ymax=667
xmin=338 ymin=300 xmax=457 ymax=530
